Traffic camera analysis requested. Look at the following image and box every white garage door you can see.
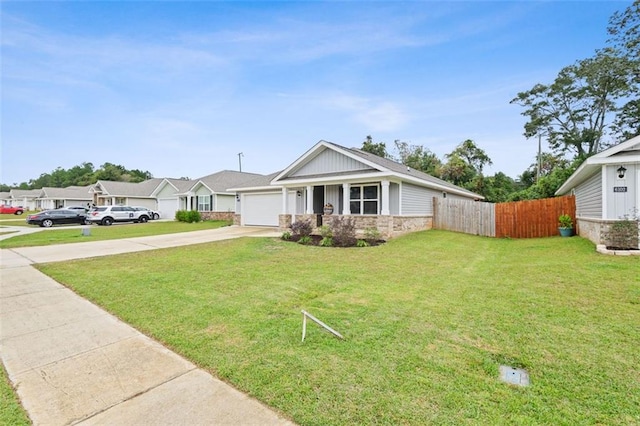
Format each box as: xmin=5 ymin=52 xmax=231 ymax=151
xmin=158 ymin=198 xmax=178 ymax=220
xmin=243 ymin=192 xmax=281 ymax=226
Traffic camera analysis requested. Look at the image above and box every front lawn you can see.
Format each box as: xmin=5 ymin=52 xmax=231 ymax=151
xmin=0 ymin=220 xmax=230 ymax=248
xmin=36 ymin=231 xmax=640 ymax=425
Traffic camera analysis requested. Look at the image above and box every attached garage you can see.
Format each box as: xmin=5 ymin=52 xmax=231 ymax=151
xmin=158 ymin=198 xmax=179 ymax=220
xmin=242 ymin=192 xmax=281 ymax=226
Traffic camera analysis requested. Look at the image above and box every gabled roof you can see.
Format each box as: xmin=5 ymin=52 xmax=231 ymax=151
xmin=272 ymin=140 xmax=483 ymax=199
xmin=150 ymin=177 xmax=196 ymax=196
xmin=9 ymin=189 xmax=41 ymax=198
xmin=192 ymin=170 xmax=265 ymax=194
xmin=40 ymin=186 xmax=92 ymax=200
xmin=228 ymin=171 xmax=283 ymax=191
xmin=92 ymin=179 xmax=164 ymax=198
xmin=556 ymin=135 xmax=640 ymax=195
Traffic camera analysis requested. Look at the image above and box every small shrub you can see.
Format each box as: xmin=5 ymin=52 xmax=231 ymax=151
xmin=356 ymin=239 xmax=369 ymax=247
xmin=291 ymin=219 xmax=313 ymax=237
xmin=605 ymin=213 xmax=639 ymax=250
xmin=319 ymin=225 xmax=333 ymax=238
xmin=320 ymin=236 xmax=333 ymax=247
xmin=175 ymin=210 xmax=202 ymax=223
xmin=331 ymin=216 xmax=356 ymax=247
xmin=364 ymin=227 xmax=382 ymax=242
xmin=281 ymin=231 xmax=292 ymax=241
xmin=298 ymin=235 xmax=312 ymax=245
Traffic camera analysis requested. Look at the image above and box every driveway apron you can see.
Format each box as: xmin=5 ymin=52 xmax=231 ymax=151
xmin=0 ymin=226 xmax=293 ymax=425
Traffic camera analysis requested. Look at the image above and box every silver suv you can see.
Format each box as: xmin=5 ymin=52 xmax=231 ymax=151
xmin=86 ymin=206 xmax=151 ymax=226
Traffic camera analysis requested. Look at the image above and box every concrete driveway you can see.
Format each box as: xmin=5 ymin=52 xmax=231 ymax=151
xmin=0 ymin=226 xmax=294 ymax=425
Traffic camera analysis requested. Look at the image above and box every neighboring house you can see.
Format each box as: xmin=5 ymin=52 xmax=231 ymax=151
xmin=36 ymin=186 xmax=92 ymax=210
xmin=556 ymin=135 xmax=640 ymax=247
xmin=230 ymin=140 xmax=483 ymax=237
xmin=188 ymin=170 xmax=265 ymax=215
xmin=151 ymin=178 xmax=196 ymax=220
xmin=8 ymin=189 xmax=41 ymax=210
xmin=0 ymin=192 xmax=10 ymax=205
xmin=149 ymin=171 xmax=264 ymax=220
xmin=89 ymin=179 xmax=164 ymax=209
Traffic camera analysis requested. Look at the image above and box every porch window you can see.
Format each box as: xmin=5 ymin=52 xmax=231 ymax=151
xmin=197 ymin=195 xmax=211 ymax=211
xmin=115 ymin=197 xmax=126 ymax=205
xmin=349 ymin=184 xmax=379 ymax=214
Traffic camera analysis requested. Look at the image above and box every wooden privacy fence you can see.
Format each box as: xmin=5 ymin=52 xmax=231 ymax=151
xmin=433 ymin=197 xmax=496 ymax=237
xmin=433 ymin=195 xmax=576 ymax=239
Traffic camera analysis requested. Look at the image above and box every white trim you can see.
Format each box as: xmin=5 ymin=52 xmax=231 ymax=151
xmin=601 ymin=165 xmax=607 ymax=219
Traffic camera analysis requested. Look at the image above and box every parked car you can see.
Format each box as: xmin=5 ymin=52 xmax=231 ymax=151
xmin=131 ymin=206 xmax=161 ymax=220
xmin=64 ymin=205 xmax=89 ymax=213
xmin=0 ymin=205 xmax=24 ymax=215
xmin=85 ymin=205 xmax=150 ymax=226
xmin=26 ymin=209 xmax=88 ymax=227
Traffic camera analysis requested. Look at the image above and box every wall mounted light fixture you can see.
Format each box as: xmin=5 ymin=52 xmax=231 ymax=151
xmin=617 ymin=165 xmax=627 ymax=179
xmin=296 ymin=190 xmax=301 ymax=197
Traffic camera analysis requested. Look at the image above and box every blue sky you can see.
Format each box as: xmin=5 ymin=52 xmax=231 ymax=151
xmin=1 ymin=1 xmax=626 ymax=185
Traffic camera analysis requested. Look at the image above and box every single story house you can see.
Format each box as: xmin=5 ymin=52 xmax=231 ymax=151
xmin=151 ymin=178 xmax=196 ymax=219
xmin=556 ymin=135 xmax=639 ymax=247
xmin=230 ymin=140 xmax=483 ymax=238
xmin=151 ymin=171 xmax=265 ymax=220
xmin=0 ymin=192 xmax=10 ymax=205
xmin=89 ymin=179 xmax=164 ymax=209
xmin=8 ymin=189 xmax=41 ymax=210
xmin=35 ymin=186 xmax=92 ymax=210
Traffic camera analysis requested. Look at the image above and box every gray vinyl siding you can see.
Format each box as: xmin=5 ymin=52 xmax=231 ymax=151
xmin=291 ymin=148 xmax=374 ymax=177
xmin=575 ymin=171 xmax=602 ymax=218
xmin=389 ymin=182 xmax=400 ymax=215
xmin=216 ymin=194 xmax=235 ymax=211
xmin=401 ymin=183 xmax=437 ymax=215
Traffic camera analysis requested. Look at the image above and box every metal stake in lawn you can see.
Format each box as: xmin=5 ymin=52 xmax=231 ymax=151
xmin=301 ymin=310 xmax=344 ymax=342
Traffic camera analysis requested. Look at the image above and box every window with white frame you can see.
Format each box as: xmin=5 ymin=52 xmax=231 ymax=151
xmin=115 ymin=197 xmax=126 ymax=205
xmin=197 ymin=195 xmax=211 ymax=211
xmin=349 ymin=184 xmax=379 ymax=214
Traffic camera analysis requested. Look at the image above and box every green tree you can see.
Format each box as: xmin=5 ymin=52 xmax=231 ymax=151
xmin=440 ymin=139 xmax=492 ymax=192
xmin=511 ymin=51 xmax=634 ymax=157
xmin=393 ymin=140 xmax=443 ymax=176
xmin=482 ymin=172 xmax=518 ymax=203
xmin=361 ymin=135 xmax=388 ymax=158
xmin=607 ymin=1 xmax=640 ymax=140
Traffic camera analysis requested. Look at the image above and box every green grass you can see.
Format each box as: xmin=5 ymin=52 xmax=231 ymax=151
xmin=33 ymin=231 xmax=640 ymax=425
xmin=0 ymin=220 xmax=231 ymax=248
xmin=0 ymin=364 xmax=30 ymax=426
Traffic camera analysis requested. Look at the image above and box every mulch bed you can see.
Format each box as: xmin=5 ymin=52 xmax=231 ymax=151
xmin=285 ymin=234 xmax=385 ymax=247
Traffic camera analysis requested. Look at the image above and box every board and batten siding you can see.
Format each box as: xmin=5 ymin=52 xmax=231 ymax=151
xmin=291 ymin=148 xmax=374 ymax=177
xmin=575 ymin=171 xmax=602 ymax=218
xmin=401 ymin=183 xmax=437 ymax=215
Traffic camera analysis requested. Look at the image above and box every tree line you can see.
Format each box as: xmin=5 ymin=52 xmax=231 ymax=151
xmin=363 ymin=1 xmax=639 ymax=203
xmin=0 ymin=162 xmax=154 ymax=192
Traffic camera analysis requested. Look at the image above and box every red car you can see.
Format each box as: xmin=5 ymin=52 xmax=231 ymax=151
xmin=0 ymin=205 xmax=24 ymax=215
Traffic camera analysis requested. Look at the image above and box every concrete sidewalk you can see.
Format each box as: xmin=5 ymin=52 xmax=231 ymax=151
xmin=0 ymin=226 xmax=294 ymax=425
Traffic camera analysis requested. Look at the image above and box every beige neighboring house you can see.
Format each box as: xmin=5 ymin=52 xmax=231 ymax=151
xmin=8 ymin=189 xmax=41 ymax=210
xmin=89 ymin=179 xmax=164 ymax=209
xmin=230 ymin=140 xmax=482 ymax=237
xmin=36 ymin=186 xmax=92 ymax=210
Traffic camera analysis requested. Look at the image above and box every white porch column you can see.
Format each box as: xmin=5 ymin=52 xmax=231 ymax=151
xmin=342 ymin=183 xmax=351 ymax=215
xmin=305 ymin=186 xmax=313 ymax=214
xmin=281 ymin=187 xmax=288 ymax=214
xmin=381 ymin=180 xmax=390 ymax=215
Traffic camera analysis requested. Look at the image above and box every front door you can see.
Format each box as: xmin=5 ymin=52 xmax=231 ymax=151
xmin=313 ymin=185 xmax=324 ymax=214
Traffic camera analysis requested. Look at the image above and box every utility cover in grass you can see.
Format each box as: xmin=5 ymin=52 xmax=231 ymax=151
xmin=499 ymin=365 xmax=530 ymax=387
